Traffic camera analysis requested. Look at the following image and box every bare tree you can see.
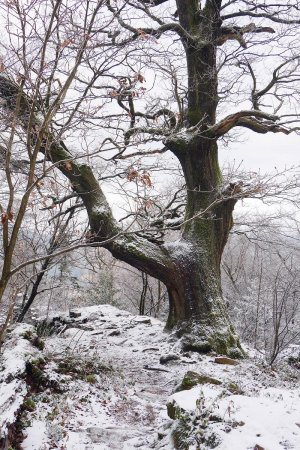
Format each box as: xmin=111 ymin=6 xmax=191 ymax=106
xmin=0 ymin=0 xmax=300 ymax=355
xmin=223 ymin=218 xmax=300 ymax=364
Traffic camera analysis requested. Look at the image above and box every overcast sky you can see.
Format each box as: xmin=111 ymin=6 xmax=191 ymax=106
xmin=220 ymin=130 xmax=299 ymax=173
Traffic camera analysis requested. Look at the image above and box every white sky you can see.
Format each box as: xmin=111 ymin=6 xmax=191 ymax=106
xmin=220 ymin=131 xmax=299 ymax=173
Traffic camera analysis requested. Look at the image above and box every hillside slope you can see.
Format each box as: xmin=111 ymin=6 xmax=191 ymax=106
xmin=1 ymin=305 xmax=299 ymax=449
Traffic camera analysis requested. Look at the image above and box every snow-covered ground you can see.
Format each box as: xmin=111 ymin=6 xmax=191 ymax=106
xmin=1 ymin=305 xmax=299 ymax=449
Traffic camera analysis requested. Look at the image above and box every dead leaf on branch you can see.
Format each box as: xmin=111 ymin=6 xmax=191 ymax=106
xmin=143 ymin=198 xmax=154 ymax=209
xmin=140 ymin=171 xmax=152 ymax=187
xmin=127 ymin=167 xmax=139 ymax=182
xmin=60 ymin=38 xmax=73 ymax=49
xmin=1 ymin=211 xmax=14 ymax=225
xmin=127 ymin=167 xmax=153 ymax=188
xmin=1 ymin=213 xmax=8 ymax=225
xmin=134 ymin=73 xmax=145 ymax=83
xmin=65 ymin=161 xmax=73 ymax=171
xmin=109 ymin=89 xmax=119 ymax=98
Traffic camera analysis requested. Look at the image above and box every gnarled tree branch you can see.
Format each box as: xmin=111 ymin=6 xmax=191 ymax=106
xmin=0 ymin=74 xmax=174 ymax=283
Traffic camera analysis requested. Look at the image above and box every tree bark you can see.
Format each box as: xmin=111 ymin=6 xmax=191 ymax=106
xmin=161 ymin=134 xmax=241 ymax=355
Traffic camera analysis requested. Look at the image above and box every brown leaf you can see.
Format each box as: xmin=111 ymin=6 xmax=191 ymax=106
xmin=60 ymin=38 xmax=72 ymax=49
xmin=1 ymin=213 xmax=8 ymax=225
xmin=140 ymin=171 xmax=152 ymax=187
xmin=144 ymin=199 xmax=154 ymax=209
xmin=65 ymin=161 xmax=72 ymax=171
xmin=127 ymin=167 xmax=139 ymax=182
xmin=1 ymin=211 xmax=13 ymax=224
xmin=135 ymin=73 xmax=145 ymax=83
xmin=109 ymin=89 xmax=119 ymax=98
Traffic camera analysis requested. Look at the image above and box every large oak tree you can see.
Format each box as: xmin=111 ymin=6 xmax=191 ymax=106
xmin=0 ymin=0 xmax=299 ymax=356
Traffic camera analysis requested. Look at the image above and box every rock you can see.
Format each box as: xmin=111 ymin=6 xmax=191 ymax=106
xmin=91 ymin=331 xmax=104 ymax=336
xmin=133 ymin=317 xmax=151 ymax=325
xmin=142 ymin=347 xmax=159 ymax=352
xmin=73 ymin=324 xmax=94 ymax=331
xmin=227 ymin=382 xmax=243 ymax=394
xmin=52 ymin=316 xmax=61 ymax=321
xmin=167 ymin=399 xmax=202 ymax=450
xmin=88 ymin=312 xmax=104 ymax=321
xmin=232 ymin=421 xmax=245 ymax=428
xmin=160 ymin=354 xmax=180 ymax=364
xmin=214 ymin=356 xmax=239 ymax=366
xmin=86 ymin=426 xmax=143 ymax=447
xmin=69 ymin=310 xmax=81 ymax=318
xmin=108 ymin=329 xmax=121 ymax=336
xmin=288 ymin=356 xmax=300 ymax=369
xmin=158 ymin=420 xmax=175 ymax=441
xmin=166 ymin=399 xmax=185 ymax=420
xmin=104 ymin=324 xmax=118 ymax=330
xmin=181 ymin=352 xmax=192 ymax=358
xmin=176 ymin=370 xmax=222 ymax=392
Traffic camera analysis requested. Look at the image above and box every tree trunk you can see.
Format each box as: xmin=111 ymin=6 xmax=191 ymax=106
xmin=161 ymin=137 xmax=242 ymax=357
xmin=164 ymin=241 xmax=241 ymax=356
xmin=17 ymin=256 xmax=51 ymax=322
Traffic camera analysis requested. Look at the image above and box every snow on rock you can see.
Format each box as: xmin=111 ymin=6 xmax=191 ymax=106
xmin=0 ymin=379 xmax=27 ymax=439
xmin=169 ymin=383 xmax=300 ymax=449
xmin=21 ymin=420 xmax=48 ymax=450
xmin=167 ymin=366 xmax=300 ymax=449
xmin=1 ymin=324 xmax=35 ymax=379
xmin=213 ymin=389 xmax=300 ymax=450
xmin=0 ymin=324 xmax=40 ymax=445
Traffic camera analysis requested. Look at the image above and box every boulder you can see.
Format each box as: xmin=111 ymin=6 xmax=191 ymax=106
xmin=69 ymin=310 xmax=81 ymax=318
xmin=176 ymin=371 xmax=222 ymax=392
xmin=160 ymin=354 xmax=180 ymax=365
xmin=214 ymin=356 xmax=239 ymax=366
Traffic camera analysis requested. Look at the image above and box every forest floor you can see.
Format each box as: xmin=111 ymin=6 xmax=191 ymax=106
xmin=1 ymin=304 xmax=300 ymax=450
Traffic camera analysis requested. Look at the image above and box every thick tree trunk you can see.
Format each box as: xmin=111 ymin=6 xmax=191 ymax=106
xmin=151 ymin=1 xmax=244 ymax=357
xmin=161 ymin=137 xmax=243 ymax=357
xmin=164 ymin=240 xmax=242 ymax=356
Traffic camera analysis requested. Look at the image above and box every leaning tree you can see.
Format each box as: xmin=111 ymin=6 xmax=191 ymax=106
xmin=0 ymin=0 xmax=300 ymax=355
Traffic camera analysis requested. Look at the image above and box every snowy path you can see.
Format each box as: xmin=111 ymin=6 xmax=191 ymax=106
xmin=22 ymin=306 xmax=181 ymax=450
xmin=2 ymin=305 xmax=300 ymax=450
